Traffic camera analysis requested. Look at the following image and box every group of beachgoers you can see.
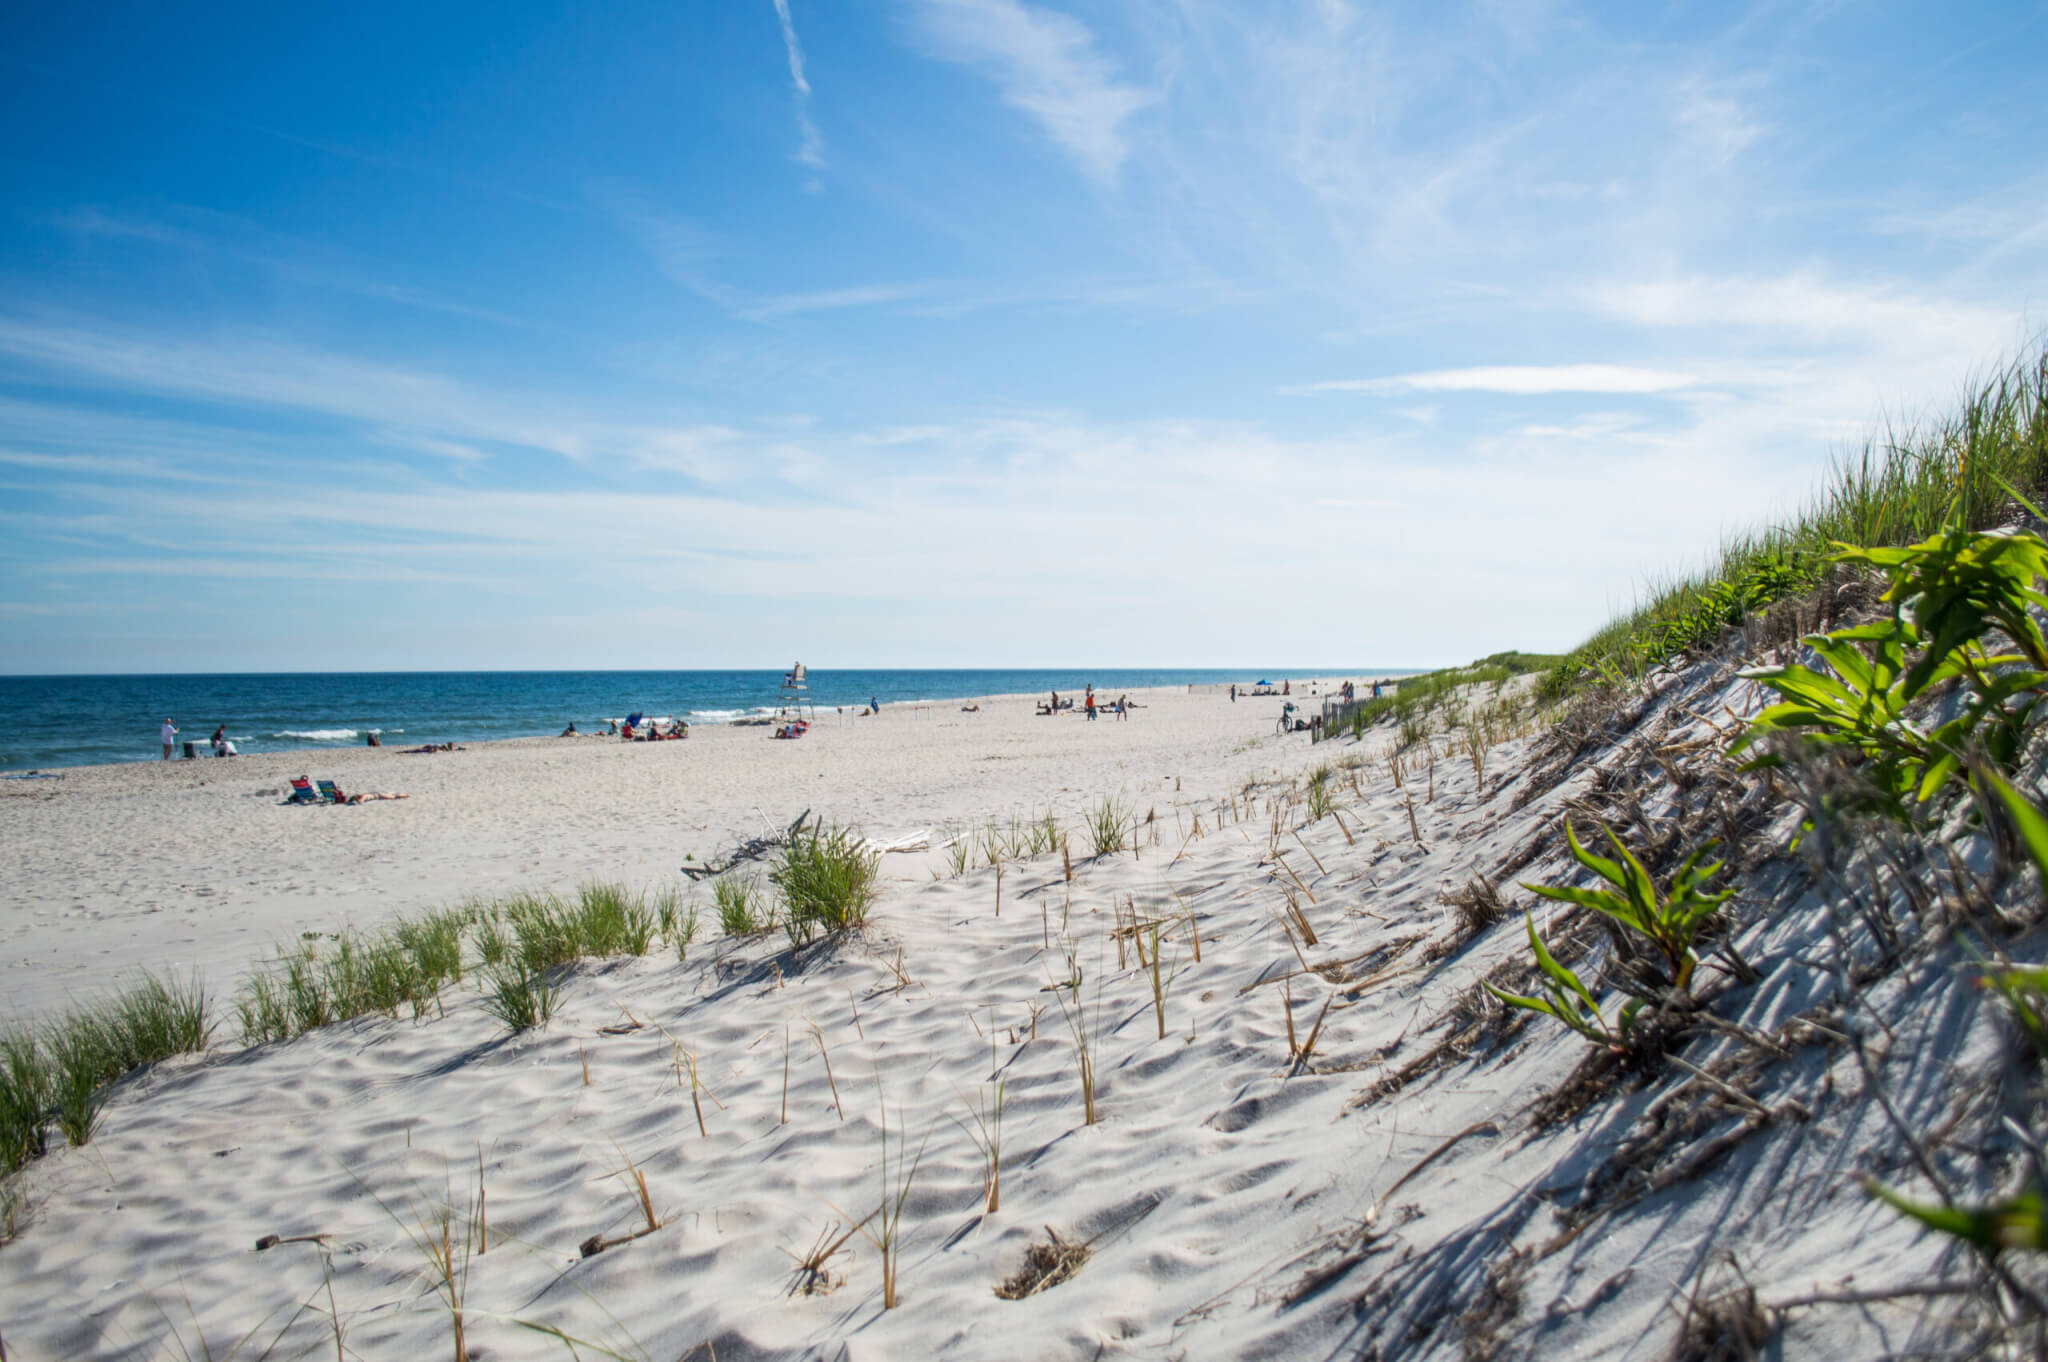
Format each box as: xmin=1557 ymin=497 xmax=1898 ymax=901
xmin=571 ymin=714 xmax=688 ymax=741
xmin=1036 ymin=686 xmax=1133 ymax=721
xmin=160 ymin=720 xmax=238 ymax=759
xmin=153 ymin=718 xmax=479 ymax=761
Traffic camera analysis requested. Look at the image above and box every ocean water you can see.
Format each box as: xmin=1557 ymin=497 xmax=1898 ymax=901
xmin=0 ymin=668 xmax=1396 ymax=771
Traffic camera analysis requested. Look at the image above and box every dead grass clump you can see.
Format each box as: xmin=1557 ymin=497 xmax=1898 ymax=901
xmin=994 ymin=1227 xmax=1091 ymax=1299
xmin=1441 ymin=876 xmax=1505 ymax=949
xmin=1668 ymin=1276 xmax=1774 ymax=1362
xmin=1454 ymin=1249 xmax=1528 ymax=1361
xmin=1525 ymin=1031 xmax=1673 ymax=1130
xmin=785 ymin=1220 xmax=855 ymax=1296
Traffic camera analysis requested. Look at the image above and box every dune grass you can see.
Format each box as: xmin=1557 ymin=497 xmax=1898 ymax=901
xmin=713 ymin=874 xmax=769 ymax=936
xmin=775 ymin=825 xmax=879 ymax=946
xmin=1544 ymin=349 xmax=2048 ymax=698
xmin=656 ymin=887 xmax=700 ymax=960
xmin=1334 ymin=653 xmax=1555 ymax=747
xmin=0 ymin=1031 xmax=50 ymax=1172
xmin=481 ymin=966 xmax=559 ymax=1032
xmin=0 ymin=973 xmax=212 ymax=1159
xmin=1085 ymin=797 xmax=1133 ymax=856
xmin=233 ymin=881 xmax=671 ymax=1048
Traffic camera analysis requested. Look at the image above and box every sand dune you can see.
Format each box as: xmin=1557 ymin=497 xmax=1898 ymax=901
xmin=0 ymin=678 xmax=1978 ymax=1359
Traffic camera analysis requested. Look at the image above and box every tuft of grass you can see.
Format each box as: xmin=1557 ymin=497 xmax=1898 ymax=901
xmin=713 ymin=874 xmax=769 ymax=936
xmin=0 ymin=1030 xmax=50 ymax=1172
xmin=505 ymin=890 xmax=577 ymax=974
xmin=473 ymin=911 xmax=511 ymax=968
xmin=481 ymin=967 xmax=558 ymax=1034
xmin=852 ymin=1089 xmax=931 ymax=1310
xmin=656 ymin=886 xmax=701 ymax=960
xmin=956 ymin=1035 xmax=1006 ymax=1214
xmin=48 ymin=1019 xmax=106 ymax=1147
xmin=1084 ymin=797 xmax=1132 ymax=856
xmin=1305 ymin=768 xmax=1334 ymax=822
xmin=567 ymin=881 xmax=655 ymax=958
xmin=395 ymin=908 xmax=468 ymax=987
xmin=0 ymin=1169 xmax=28 ymax=1244
xmin=30 ymin=973 xmax=215 ymax=1149
xmin=775 ymin=825 xmax=880 ymax=947
xmin=1049 ymin=945 xmax=1101 ymax=1125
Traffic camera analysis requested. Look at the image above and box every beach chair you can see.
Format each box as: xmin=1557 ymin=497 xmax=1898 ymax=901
xmin=285 ymin=777 xmax=321 ymax=805
xmin=316 ymin=779 xmax=347 ymax=805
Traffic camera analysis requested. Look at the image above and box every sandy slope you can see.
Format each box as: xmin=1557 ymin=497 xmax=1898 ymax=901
xmin=0 ymin=675 xmax=1985 ymax=1360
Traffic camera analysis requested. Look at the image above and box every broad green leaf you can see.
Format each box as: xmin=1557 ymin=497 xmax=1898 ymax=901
xmin=1985 ymin=768 xmax=2048 ymax=887
xmin=1562 ymin=820 xmax=1627 ymax=893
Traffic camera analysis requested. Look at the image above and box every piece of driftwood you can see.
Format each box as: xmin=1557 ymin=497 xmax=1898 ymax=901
xmin=681 ymin=809 xmax=811 ymax=880
xmin=578 ymin=1223 xmax=662 ymax=1258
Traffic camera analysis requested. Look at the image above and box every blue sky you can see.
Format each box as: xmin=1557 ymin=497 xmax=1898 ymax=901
xmin=0 ymin=0 xmax=2042 ymax=672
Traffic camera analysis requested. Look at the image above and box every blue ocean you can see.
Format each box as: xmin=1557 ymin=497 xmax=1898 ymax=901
xmin=0 ymin=668 xmax=1394 ymax=771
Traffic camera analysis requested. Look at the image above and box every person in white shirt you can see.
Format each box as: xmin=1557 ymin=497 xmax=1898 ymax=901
xmin=160 ymin=719 xmax=178 ymax=760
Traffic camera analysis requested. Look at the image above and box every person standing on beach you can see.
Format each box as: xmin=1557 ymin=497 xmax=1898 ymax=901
xmin=1085 ymin=689 xmax=1097 ymax=721
xmin=1230 ymin=684 xmax=1237 ymax=703
xmin=160 ymin=718 xmax=177 ymax=760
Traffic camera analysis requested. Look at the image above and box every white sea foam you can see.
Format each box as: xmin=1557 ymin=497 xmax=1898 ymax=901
xmin=271 ymin=729 xmax=359 ymax=741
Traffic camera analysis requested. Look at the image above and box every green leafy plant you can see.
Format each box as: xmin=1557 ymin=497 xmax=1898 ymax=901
xmin=1736 ymin=522 xmax=2048 ymax=811
xmin=1867 ymin=1178 xmax=2048 ymax=1254
xmin=1486 ymin=822 xmax=1732 ymax=1048
xmin=1532 ymin=822 xmax=1731 ymax=995
xmin=1486 ymin=911 xmax=1638 ymax=1050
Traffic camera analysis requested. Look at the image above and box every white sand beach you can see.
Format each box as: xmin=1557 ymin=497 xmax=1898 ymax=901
xmin=0 ymin=676 xmax=1982 ymax=1359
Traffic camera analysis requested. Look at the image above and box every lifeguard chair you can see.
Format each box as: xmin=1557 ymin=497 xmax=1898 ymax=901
xmin=773 ymin=662 xmax=814 ymax=738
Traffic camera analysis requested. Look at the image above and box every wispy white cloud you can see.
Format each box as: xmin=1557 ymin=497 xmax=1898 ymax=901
xmin=770 ymin=0 xmax=826 ymax=175
xmin=1587 ymin=273 xmax=2016 ymax=348
xmin=0 ymin=314 xmax=762 ymax=483
xmin=903 ymin=0 xmax=1153 ymax=183
xmin=1288 ymin=365 xmax=1699 ymax=396
xmin=749 ymin=283 xmax=933 ymax=317
xmin=1670 ymin=76 xmax=1763 ymax=165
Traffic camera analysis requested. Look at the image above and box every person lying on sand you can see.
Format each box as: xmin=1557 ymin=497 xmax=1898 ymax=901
xmin=960 ymin=704 xmax=980 ymax=712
